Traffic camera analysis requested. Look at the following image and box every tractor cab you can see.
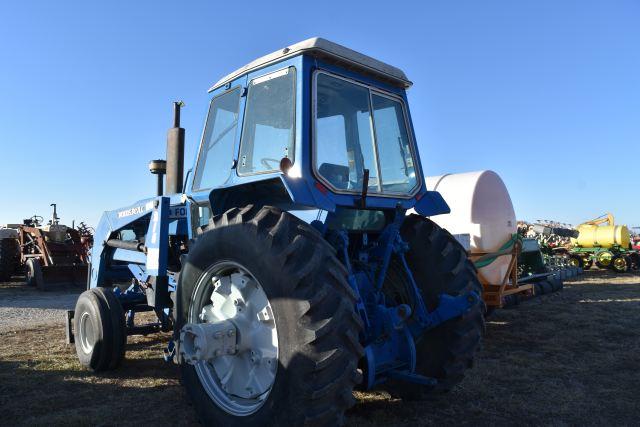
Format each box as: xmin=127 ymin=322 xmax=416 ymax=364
xmin=185 ymin=38 xmax=449 ymax=232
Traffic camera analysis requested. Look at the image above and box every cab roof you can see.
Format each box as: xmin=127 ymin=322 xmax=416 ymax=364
xmin=209 ymin=37 xmax=412 ymax=92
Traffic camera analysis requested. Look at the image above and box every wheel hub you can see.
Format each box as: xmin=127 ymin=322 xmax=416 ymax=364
xmin=186 ymin=262 xmax=278 ymax=416
xmin=79 ymin=311 xmax=95 ymax=353
xmin=613 ymin=257 xmax=627 ymax=270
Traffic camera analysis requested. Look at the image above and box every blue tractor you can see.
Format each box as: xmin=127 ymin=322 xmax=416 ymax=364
xmin=70 ymin=38 xmax=484 ymax=426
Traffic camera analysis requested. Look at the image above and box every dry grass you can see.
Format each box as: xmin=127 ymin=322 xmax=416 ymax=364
xmin=1 ymin=270 xmax=639 ymax=426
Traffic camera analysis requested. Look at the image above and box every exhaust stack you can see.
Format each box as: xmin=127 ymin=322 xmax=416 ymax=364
xmin=166 ymin=101 xmax=185 ymax=194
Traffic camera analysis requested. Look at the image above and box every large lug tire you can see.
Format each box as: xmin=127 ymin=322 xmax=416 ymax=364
xmin=582 ymin=259 xmax=593 ymax=270
xmin=74 ymin=287 xmax=126 ymax=371
xmin=176 ymin=205 xmax=363 ymax=427
xmin=0 ymin=238 xmax=18 ymax=281
xmin=387 ymin=214 xmax=484 ymax=399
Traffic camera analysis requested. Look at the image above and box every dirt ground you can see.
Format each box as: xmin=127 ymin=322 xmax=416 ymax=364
xmin=1 ymin=270 xmax=639 ymax=426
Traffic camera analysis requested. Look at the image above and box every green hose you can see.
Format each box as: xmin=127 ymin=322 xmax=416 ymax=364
xmin=473 ymin=234 xmax=520 ymax=268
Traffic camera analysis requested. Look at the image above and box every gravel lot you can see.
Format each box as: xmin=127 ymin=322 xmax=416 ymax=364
xmin=0 ymin=279 xmax=81 ymax=333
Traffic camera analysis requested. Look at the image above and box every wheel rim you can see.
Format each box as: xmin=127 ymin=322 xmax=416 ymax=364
xmin=597 ymin=252 xmax=612 ymax=266
xmin=613 ymin=257 xmax=627 ymax=271
xmin=79 ymin=311 xmax=95 ymax=353
xmin=569 ymin=258 xmax=579 ymax=267
xmin=188 ymin=261 xmax=278 ymax=417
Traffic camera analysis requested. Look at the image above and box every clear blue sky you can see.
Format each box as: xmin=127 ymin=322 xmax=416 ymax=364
xmin=1 ymin=0 xmax=639 ymax=228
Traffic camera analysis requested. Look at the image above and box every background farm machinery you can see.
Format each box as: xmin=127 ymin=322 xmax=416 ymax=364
xmin=0 ymin=204 xmax=92 ymax=288
xmin=520 ymin=214 xmax=639 ymax=273
xmin=567 ymin=214 xmax=639 ymax=272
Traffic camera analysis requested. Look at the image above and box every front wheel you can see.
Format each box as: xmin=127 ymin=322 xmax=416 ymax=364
xmin=176 ymin=205 xmax=363 ymax=426
xmin=25 ymin=258 xmax=44 ymax=289
xmin=74 ymin=287 xmax=126 ymax=371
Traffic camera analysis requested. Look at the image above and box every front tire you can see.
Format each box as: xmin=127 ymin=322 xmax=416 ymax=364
xmin=74 ymin=287 xmax=126 ymax=371
xmin=25 ymin=258 xmax=44 ymax=289
xmin=176 ymin=205 xmax=363 ymax=426
xmin=387 ymin=215 xmax=484 ymax=399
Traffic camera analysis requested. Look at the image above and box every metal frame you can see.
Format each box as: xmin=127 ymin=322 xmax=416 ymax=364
xmin=471 ymin=240 xmax=534 ymax=308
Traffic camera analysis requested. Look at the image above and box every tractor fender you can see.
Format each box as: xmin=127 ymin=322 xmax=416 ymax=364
xmin=413 ymin=191 xmax=451 ymax=217
xmin=208 ymin=176 xmax=336 ymax=216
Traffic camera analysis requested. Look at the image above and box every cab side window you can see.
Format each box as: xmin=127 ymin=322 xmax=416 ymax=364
xmin=238 ymin=67 xmax=296 ymax=175
xmin=193 ymin=88 xmax=242 ymax=190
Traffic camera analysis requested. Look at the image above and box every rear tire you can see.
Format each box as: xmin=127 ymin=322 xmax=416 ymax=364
xmin=0 ymin=238 xmax=18 ymax=281
xmin=387 ymin=215 xmax=484 ymax=399
xmin=177 ymin=205 xmax=363 ymax=426
xmin=74 ymin=287 xmax=126 ymax=371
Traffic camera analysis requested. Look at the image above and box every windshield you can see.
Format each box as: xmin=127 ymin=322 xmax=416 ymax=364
xmin=315 ymin=72 xmax=417 ymax=195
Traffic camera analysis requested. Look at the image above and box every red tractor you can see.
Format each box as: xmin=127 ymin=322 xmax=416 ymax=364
xmin=0 ymin=204 xmax=92 ymax=289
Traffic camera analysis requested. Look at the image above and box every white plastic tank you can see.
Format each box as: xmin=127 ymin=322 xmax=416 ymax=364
xmin=426 ymin=170 xmax=516 ymax=285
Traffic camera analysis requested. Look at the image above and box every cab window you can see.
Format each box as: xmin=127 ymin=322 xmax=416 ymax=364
xmin=193 ymin=88 xmax=241 ymax=190
xmin=238 ymin=67 xmax=296 ymax=175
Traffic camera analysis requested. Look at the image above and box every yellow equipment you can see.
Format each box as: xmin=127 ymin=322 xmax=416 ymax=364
xmin=571 ymin=213 xmax=631 ymax=249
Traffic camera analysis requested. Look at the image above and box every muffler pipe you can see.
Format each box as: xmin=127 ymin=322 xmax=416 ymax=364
xmin=166 ymin=101 xmax=185 ymax=194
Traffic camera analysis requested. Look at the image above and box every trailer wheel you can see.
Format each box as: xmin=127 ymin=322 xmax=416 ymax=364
xmin=534 ymin=282 xmax=542 ymax=295
xmin=595 ymin=251 xmax=613 ymax=269
xmin=582 ymin=259 xmax=593 ymax=270
xmin=569 ymin=255 xmax=583 ymax=269
xmin=539 ymin=280 xmax=553 ymax=294
xmin=386 ymin=215 xmax=484 ymax=399
xmin=25 ymin=258 xmax=44 ymax=289
xmin=74 ymin=287 xmax=126 ymax=371
xmin=0 ymin=238 xmax=18 ymax=281
xmin=177 ymin=205 xmax=363 ymax=426
xmin=612 ymin=255 xmax=630 ymax=273
xmin=549 ymin=277 xmax=562 ymax=292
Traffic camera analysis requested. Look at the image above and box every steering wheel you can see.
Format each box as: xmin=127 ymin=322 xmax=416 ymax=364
xmin=260 ymin=158 xmax=282 ymax=170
